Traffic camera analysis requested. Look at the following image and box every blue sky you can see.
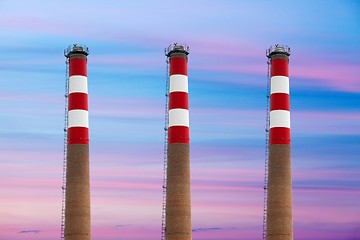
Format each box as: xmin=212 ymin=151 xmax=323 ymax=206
xmin=0 ymin=1 xmax=359 ymax=239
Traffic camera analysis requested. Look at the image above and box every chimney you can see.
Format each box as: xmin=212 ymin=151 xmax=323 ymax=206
xmin=64 ymin=44 xmax=91 ymax=240
xmin=266 ymin=44 xmax=293 ymax=240
xmin=164 ymin=43 xmax=192 ymax=240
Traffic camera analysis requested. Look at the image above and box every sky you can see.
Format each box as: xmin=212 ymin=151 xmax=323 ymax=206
xmin=0 ymin=0 xmax=359 ymax=239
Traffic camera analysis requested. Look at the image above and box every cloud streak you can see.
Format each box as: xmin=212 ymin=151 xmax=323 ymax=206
xmin=192 ymin=227 xmax=223 ymax=232
xmin=18 ymin=229 xmax=41 ymax=234
xmin=0 ymin=1 xmax=359 ymax=240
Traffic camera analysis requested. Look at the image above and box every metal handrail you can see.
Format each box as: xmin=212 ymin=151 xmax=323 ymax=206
xmin=165 ymin=43 xmax=189 ymax=56
xmin=266 ymin=44 xmax=290 ymax=57
xmin=64 ymin=44 xmax=89 ymax=57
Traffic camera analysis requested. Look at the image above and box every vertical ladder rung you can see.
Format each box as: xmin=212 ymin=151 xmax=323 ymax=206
xmin=263 ymin=57 xmax=271 ymax=240
xmin=161 ymin=57 xmax=170 ymax=240
xmin=61 ymin=59 xmax=69 ymax=239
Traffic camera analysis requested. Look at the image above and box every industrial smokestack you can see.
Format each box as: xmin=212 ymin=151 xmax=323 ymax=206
xmin=266 ymin=44 xmax=293 ymax=240
xmin=64 ymin=44 xmax=91 ymax=240
xmin=165 ymin=44 xmax=192 ymax=240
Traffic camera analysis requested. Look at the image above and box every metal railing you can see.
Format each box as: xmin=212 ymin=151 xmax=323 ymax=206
xmin=266 ymin=44 xmax=290 ymax=57
xmin=64 ymin=44 xmax=89 ymax=57
xmin=165 ymin=43 xmax=189 ymax=57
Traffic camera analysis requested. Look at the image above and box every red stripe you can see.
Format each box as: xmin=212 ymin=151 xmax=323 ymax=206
xmin=68 ymin=127 xmax=89 ymax=144
xmin=169 ymin=92 xmax=188 ymax=110
xmin=269 ymin=127 xmax=290 ymax=145
xmin=168 ymin=126 xmax=189 ymax=144
xmin=68 ymin=93 xmax=88 ymax=111
xmin=170 ymin=57 xmax=187 ymax=75
xmin=270 ymin=93 xmax=290 ymax=111
xmin=271 ymin=58 xmax=288 ymax=77
xmin=70 ymin=58 xmax=87 ymax=76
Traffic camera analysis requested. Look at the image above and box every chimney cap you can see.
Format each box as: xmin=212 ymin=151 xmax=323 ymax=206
xmin=165 ymin=43 xmax=189 ymax=57
xmin=266 ymin=44 xmax=290 ymax=58
xmin=64 ymin=44 xmax=89 ymax=57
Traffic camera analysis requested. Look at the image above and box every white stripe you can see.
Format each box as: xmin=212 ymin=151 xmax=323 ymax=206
xmin=270 ymin=110 xmax=290 ymax=128
xmin=69 ymin=75 xmax=88 ymax=94
xmin=169 ymin=109 xmax=189 ymax=127
xmin=271 ymin=76 xmax=289 ymax=94
xmin=68 ymin=110 xmax=89 ymax=128
xmin=170 ymin=74 xmax=188 ymax=93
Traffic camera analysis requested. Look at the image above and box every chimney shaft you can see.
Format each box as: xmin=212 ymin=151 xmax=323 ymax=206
xmin=64 ymin=44 xmax=91 ymax=240
xmin=266 ymin=45 xmax=293 ymax=240
xmin=165 ymin=44 xmax=192 ymax=240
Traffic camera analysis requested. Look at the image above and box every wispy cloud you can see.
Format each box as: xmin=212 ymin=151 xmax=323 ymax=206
xmin=192 ymin=227 xmax=223 ymax=232
xmin=115 ymin=224 xmax=131 ymax=229
xmin=292 ymin=63 xmax=360 ymax=93
xmin=0 ymin=1 xmax=359 ymax=240
xmin=18 ymin=229 xmax=41 ymax=234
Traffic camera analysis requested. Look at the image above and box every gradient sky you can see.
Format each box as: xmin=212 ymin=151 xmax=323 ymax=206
xmin=0 ymin=1 xmax=359 ymax=240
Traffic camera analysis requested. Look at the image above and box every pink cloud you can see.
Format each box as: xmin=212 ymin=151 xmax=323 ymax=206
xmin=292 ymin=62 xmax=360 ymax=92
xmin=91 ymin=97 xmax=162 ymax=118
xmin=90 ymin=55 xmax=162 ymax=69
xmin=292 ymin=111 xmax=360 ymax=135
xmin=92 ymin=225 xmax=160 ymax=240
xmin=294 ymin=188 xmax=360 ymax=224
xmin=0 ymin=225 xmax=59 ymax=240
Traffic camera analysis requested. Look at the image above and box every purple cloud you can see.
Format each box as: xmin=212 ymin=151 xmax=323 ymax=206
xmin=18 ymin=229 xmax=41 ymax=234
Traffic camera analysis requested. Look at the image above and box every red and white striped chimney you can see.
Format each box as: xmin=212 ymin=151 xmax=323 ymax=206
xmin=68 ymin=49 xmax=89 ymax=145
xmin=64 ymin=44 xmax=91 ymax=240
xmin=266 ymin=44 xmax=293 ymax=240
xmin=168 ymin=47 xmax=189 ymax=144
xmin=165 ymin=44 xmax=192 ymax=240
xmin=269 ymin=46 xmax=290 ymax=145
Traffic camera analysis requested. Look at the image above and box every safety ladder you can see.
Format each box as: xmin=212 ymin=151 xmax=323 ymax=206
xmin=161 ymin=58 xmax=170 ymax=240
xmin=61 ymin=59 xmax=69 ymax=239
xmin=262 ymin=58 xmax=271 ymax=240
